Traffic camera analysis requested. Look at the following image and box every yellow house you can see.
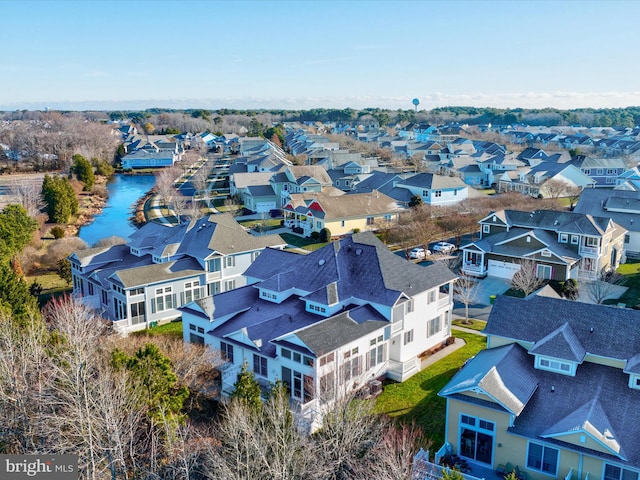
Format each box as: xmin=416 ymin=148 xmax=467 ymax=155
xmin=438 ymin=295 xmax=640 ymax=480
xmin=283 ymin=191 xmax=400 ymax=237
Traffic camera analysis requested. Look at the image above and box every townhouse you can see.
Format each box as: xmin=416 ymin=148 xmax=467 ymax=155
xmin=438 ymin=295 xmax=640 ymax=480
xmin=179 ymin=232 xmax=457 ymax=431
xmin=460 ymin=209 xmax=626 ymax=281
xmin=69 ymin=214 xmax=286 ymax=333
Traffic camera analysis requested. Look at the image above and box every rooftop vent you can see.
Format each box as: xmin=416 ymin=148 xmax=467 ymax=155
xmin=355 ymin=248 xmax=362 ymax=255
xmin=319 ymin=259 xmax=325 ymax=265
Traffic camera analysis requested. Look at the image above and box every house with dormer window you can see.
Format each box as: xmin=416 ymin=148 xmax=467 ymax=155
xmin=438 ymin=295 xmax=640 ymax=480
xmin=179 ymin=233 xmax=457 ymax=432
xmin=69 ymin=214 xmax=285 ymax=333
xmin=460 ymin=209 xmax=626 ymax=280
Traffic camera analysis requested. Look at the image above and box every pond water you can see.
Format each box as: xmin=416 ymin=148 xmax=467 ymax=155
xmin=78 ymin=174 xmax=156 ymax=246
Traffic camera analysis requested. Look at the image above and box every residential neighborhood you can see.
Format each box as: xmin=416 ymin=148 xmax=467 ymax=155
xmin=5 ymin=106 xmax=640 ymax=480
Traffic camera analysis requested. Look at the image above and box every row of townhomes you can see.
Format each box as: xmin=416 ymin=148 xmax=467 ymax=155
xmin=178 ymin=232 xmax=458 ymax=432
xmin=460 ymin=209 xmax=626 ymax=281
xmin=437 ymin=294 xmax=640 ymax=480
xmin=69 ymin=214 xmax=286 ymax=333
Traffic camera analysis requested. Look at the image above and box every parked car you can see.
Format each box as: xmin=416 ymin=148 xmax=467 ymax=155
xmin=409 ymin=247 xmax=430 ymax=259
xmin=432 ymin=242 xmax=456 ymax=253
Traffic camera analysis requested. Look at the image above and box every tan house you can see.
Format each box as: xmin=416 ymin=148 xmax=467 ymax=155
xmin=437 ymin=295 xmax=640 ymax=480
xmin=283 ymin=191 xmax=401 ymax=237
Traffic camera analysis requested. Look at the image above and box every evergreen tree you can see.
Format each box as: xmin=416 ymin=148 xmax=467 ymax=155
xmin=72 ymin=154 xmax=95 ymax=190
xmin=0 ymin=204 xmax=38 ymax=261
xmin=0 ymin=262 xmax=38 ymax=321
xmin=231 ymin=362 xmax=262 ymax=413
xmin=42 ymin=174 xmax=78 ymax=223
xmin=112 ymin=343 xmax=189 ymax=426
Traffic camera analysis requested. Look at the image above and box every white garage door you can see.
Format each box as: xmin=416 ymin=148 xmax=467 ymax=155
xmin=255 ymin=201 xmax=276 ymax=213
xmin=487 ymin=260 xmax=521 ymax=279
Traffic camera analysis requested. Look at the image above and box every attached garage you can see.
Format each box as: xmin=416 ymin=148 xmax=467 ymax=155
xmin=487 ymin=259 xmax=520 ymax=279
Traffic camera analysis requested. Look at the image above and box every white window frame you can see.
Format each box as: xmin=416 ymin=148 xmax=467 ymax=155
xmin=536 ymin=264 xmax=552 ymax=280
xmin=571 ymin=235 xmax=579 ymax=245
xmin=536 ymin=355 xmax=574 ymax=375
xmin=482 ymin=224 xmax=490 ymax=234
xmin=253 ymin=354 xmax=268 ymax=377
xmin=427 ymin=316 xmax=442 ymax=337
xmin=404 ymin=329 xmax=414 ymax=345
xmin=559 ymin=233 xmax=568 ymax=243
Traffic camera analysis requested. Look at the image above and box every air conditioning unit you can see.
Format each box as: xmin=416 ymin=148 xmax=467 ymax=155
xmin=368 ymin=380 xmax=383 ymax=396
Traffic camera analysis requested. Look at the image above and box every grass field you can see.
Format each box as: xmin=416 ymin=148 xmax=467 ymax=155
xmin=132 ymin=319 xmax=184 ymax=339
xmin=611 ymin=259 xmax=640 ymax=307
xmin=280 ymin=233 xmax=328 ymax=251
xmin=374 ymin=330 xmax=486 ymax=449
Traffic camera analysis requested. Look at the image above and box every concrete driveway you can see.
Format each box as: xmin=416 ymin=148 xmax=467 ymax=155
xmin=453 ymin=276 xmax=511 ymax=321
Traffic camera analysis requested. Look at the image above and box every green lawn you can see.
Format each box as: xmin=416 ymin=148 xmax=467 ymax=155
xmin=374 ymin=331 xmax=486 ymax=449
xmin=452 ymin=318 xmax=487 ymax=331
xmin=280 ymin=233 xmax=329 ymax=251
xmin=132 ymin=319 xmax=184 ymax=339
xmin=611 ymin=259 xmax=640 ymax=307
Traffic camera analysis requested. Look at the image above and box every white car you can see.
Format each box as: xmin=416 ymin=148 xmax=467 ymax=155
xmin=409 ymin=247 xmax=430 ymax=259
xmin=432 ymin=242 xmax=456 ymax=253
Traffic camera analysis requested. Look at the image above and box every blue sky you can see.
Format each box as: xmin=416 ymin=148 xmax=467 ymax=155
xmin=1 ymin=0 xmax=639 ymax=111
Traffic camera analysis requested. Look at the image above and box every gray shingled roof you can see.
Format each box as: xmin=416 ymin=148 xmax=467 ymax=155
xmin=485 ymin=295 xmax=640 ymax=362
xmin=529 ymin=323 xmax=587 ymax=362
xmin=441 ymin=340 xmax=640 ymax=466
xmin=574 ymin=188 xmax=640 ymax=234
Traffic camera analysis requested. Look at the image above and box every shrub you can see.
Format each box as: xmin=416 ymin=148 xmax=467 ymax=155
xmin=319 ymin=227 xmax=331 ymax=242
xmin=310 ymin=231 xmax=320 ymax=240
xmin=50 ymin=226 xmax=65 ymax=239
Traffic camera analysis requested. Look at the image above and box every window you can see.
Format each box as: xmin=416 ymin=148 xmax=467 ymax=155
xmin=209 ymin=281 xmax=220 ymax=295
xmin=253 ymin=354 xmax=268 ymax=377
xmin=607 ymin=177 xmax=615 ymax=184
xmin=625 ymin=234 xmax=630 ymax=244
xmin=559 ymin=233 xmax=568 ymax=243
xmin=571 ymin=235 xmax=579 ymax=245
xmin=482 ymin=224 xmax=490 ymax=234
xmin=281 ymin=348 xmax=291 ymax=359
xmin=320 ymin=371 xmax=335 ymax=395
xmin=605 ymin=464 xmax=640 ymax=480
xmin=427 ymin=316 xmax=441 ymax=337
xmin=585 ymin=236 xmax=599 ymax=247
xmin=129 ymin=287 xmax=144 ymax=296
xmin=130 ymin=301 xmax=145 ymax=325
xmin=341 ymin=220 xmax=345 ymax=227
xmin=207 ymin=257 xmax=221 ymax=272
xmin=459 ymin=414 xmax=495 ymax=464
xmin=366 ymin=217 xmax=374 ymax=225
xmin=319 ymin=352 xmax=334 ymax=366
xmin=252 ymin=251 xmax=260 ymax=261
xmin=224 ymin=279 xmax=236 ymax=291
xmin=220 ymin=341 xmax=234 ymax=363
xmin=224 ymin=256 xmax=235 ymax=268
xmin=434 ymin=190 xmax=442 ymax=197
xmin=597 ymin=168 xmax=604 ymax=175
xmin=293 ymin=352 xmax=301 ymax=363
xmin=368 ymin=335 xmax=386 ymax=369
xmin=183 ymin=280 xmax=201 ymax=304
xmin=88 ymin=282 xmax=95 ymax=295
xmin=538 ymin=356 xmax=572 ymax=374
xmin=428 ymin=290 xmax=436 ymax=304
xmin=536 ymin=264 xmax=552 ymax=280
xmin=404 ymin=329 xmax=414 ymax=345
xmin=342 ymin=350 xmax=362 ymax=382
xmin=541 ymin=249 xmax=551 ymax=257
xmin=153 ymin=286 xmax=174 ymax=312
xmin=527 ymin=442 xmax=558 ymax=476
xmin=454 ymin=189 xmax=458 ymax=196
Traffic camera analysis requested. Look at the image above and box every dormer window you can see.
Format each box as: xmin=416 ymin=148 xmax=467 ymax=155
xmin=260 ymin=289 xmax=278 ymax=302
xmin=559 ymin=233 xmax=568 ymax=243
xmin=535 ymin=355 xmax=576 ymax=376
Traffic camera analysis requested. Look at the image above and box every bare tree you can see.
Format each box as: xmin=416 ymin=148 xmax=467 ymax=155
xmin=542 ymin=179 xmax=570 ymax=199
xmin=10 ymin=180 xmax=45 ymax=217
xmin=453 ymin=274 xmax=480 ymax=324
xmin=582 ymin=268 xmax=625 ymax=304
xmin=223 ymin=196 xmax=244 ymax=217
xmin=92 ymin=236 xmax=127 ymax=248
xmin=510 ymin=259 xmax=544 ymax=297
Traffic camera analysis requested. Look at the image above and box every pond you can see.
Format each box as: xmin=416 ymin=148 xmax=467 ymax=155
xmin=78 ymin=174 xmax=156 ymax=246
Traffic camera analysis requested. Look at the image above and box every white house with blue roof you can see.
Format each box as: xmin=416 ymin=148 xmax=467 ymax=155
xmin=179 ymin=232 xmax=457 ymax=431
xmin=69 ymin=213 xmax=285 ymax=333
